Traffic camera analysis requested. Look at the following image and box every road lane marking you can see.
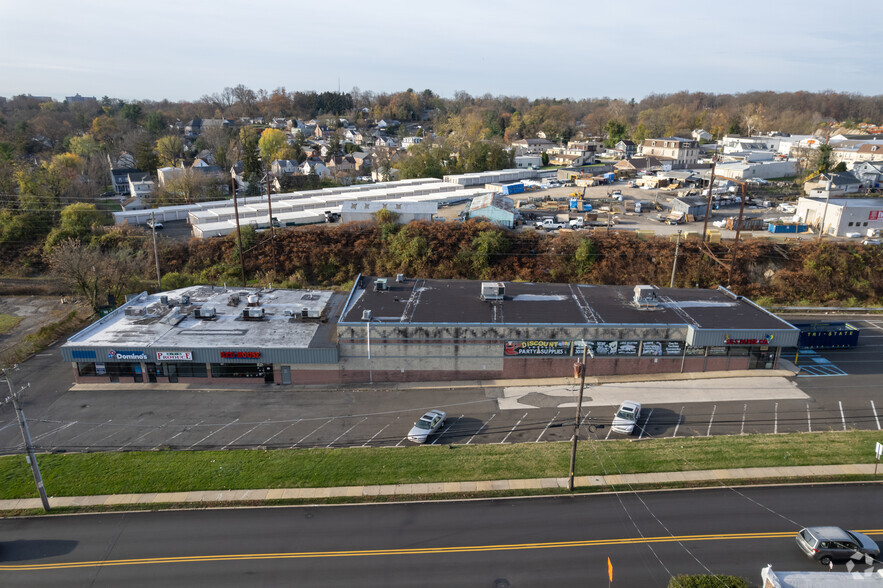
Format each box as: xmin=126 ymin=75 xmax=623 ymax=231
xmin=806 ymin=403 xmax=812 ymax=433
xmin=6 ymin=530 xmax=883 ymax=571
xmin=536 ymin=411 xmax=560 ymax=443
xmin=466 ymin=414 xmax=495 ymax=445
xmin=839 ymin=401 xmax=846 ymax=431
xmin=706 ymin=405 xmax=716 ymax=437
xmin=500 ymin=412 xmax=527 ymax=444
xmin=872 ymin=400 xmax=881 ymax=431
xmin=188 ymin=419 xmax=240 ymax=449
xmin=672 ymin=406 xmax=684 ymax=438
xmin=327 ymin=417 xmax=368 ymax=448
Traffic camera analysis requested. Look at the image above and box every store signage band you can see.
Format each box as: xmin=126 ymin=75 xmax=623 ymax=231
xmin=107 ymin=349 xmax=147 ymax=360
xmin=505 ymin=341 xmax=569 ymax=356
xmin=724 ymin=334 xmax=773 ymax=345
xmin=157 ymin=351 xmax=192 ymax=361
xmin=220 ymin=351 xmax=262 ymax=359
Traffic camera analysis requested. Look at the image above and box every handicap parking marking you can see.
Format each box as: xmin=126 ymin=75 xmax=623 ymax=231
xmin=797 ymin=364 xmax=848 ymax=377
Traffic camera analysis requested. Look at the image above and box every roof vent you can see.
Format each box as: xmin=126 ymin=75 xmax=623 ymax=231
xmin=284 ymin=308 xmax=293 ymax=316
xmin=480 ymin=282 xmax=505 ymax=301
xmin=181 ymin=294 xmax=190 ymax=306
xmin=227 ymin=294 xmax=240 ymax=306
xmin=374 ymin=278 xmax=388 ymax=291
xmin=247 ymin=294 xmax=260 ymax=306
xmin=633 ymin=285 xmax=659 ymax=308
xmin=396 ymin=273 xmax=405 ymax=283
xmin=362 ymin=310 xmax=372 ymax=321
xmin=160 ymin=295 xmax=169 ymax=306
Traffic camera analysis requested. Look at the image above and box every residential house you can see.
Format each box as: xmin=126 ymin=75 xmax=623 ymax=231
xmin=127 ymin=173 xmax=154 ymax=201
xmin=852 ymin=161 xmax=883 ymax=189
xmin=269 ymin=117 xmax=287 ymax=129
xmin=120 ymin=195 xmax=148 ymax=211
xmin=156 ymin=166 xmax=184 ymax=187
xmin=515 ymin=154 xmax=542 ymax=169
xmin=376 ymin=136 xmax=398 ymax=149
xmin=344 ymin=128 xmax=365 ymax=145
xmin=195 ymin=150 xmax=216 ymax=165
xmin=300 ymin=158 xmax=330 ymax=177
xmin=639 ymin=137 xmax=699 ymax=168
xmin=377 ymin=120 xmax=389 ymax=129
xmin=314 ymin=125 xmax=335 ymax=139
xmin=615 ymin=140 xmax=637 ymax=159
xmin=352 ymin=152 xmax=373 ymax=172
xmin=510 ymin=138 xmax=556 ymax=154
xmin=110 ymin=167 xmax=141 ymax=195
xmin=613 ymin=156 xmax=661 ymax=175
xmin=185 ymin=118 xmax=231 ymax=137
xmin=114 ymin=152 xmax=136 ymax=169
xmin=402 ymin=136 xmax=423 ymax=149
xmin=271 ymin=159 xmax=300 ymax=176
xmin=325 ymin=154 xmax=356 ymax=175
xmin=803 ymin=171 xmax=862 ymax=197
xmin=692 ymin=129 xmax=713 ymax=142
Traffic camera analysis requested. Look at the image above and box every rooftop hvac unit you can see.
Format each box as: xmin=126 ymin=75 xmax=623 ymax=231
xmin=303 ymin=308 xmax=321 ymax=319
xmin=247 ymin=294 xmax=260 ymax=306
xmin=480 ymin=282 xmax=505 ymax=301
xmin=633 ymin=285 xmax=659 ymax=308
xmin=374 ymin=278 xmax=388 ymax=291
xmin=283 ymin=308 xmax=293 ymax=316
xmin=362 ymin=310 xmax=372 ymax=321
xmin=195 ymin=306 xmax=216 ymax=319
xmin=181 ymin=294 xmax=190 ymax=305
xmin=124 ymin=307 xmax=146 ymax=316
xmin=242 ymin=307 xmax=264 ymax=320
xmin=396 ymin=273 xmax=405 ymax=282
xmin=160 ymin=295 xmax=169 ymax=305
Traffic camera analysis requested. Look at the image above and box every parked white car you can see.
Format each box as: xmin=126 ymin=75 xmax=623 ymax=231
xmin=407 ymin=410 xmax=446 ymax=443
xmin=611 ymin=401 xmax=642 ymax=435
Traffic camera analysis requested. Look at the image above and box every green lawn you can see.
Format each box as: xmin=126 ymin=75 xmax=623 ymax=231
xmin=1 ymin=431 xmax=880 ymax=500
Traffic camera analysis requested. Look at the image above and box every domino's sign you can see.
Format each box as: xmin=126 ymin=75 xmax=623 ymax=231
xmin=107 ymin=349 xmax=148 ymax=361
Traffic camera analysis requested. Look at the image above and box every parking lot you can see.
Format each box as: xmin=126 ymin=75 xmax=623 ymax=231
xmin=1 ymin=317 xmax=880 ymax=454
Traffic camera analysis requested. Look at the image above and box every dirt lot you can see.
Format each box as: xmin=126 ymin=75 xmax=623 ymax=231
xmin=0 ymin=296 xmax=91 ymax=364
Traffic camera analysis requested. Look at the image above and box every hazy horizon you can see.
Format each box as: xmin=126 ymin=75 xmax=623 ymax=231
xmin=2 ymin=0 xmax=881 ymax=103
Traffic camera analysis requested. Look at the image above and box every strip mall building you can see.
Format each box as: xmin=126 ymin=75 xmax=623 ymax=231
xmin=62 ymin=278 xmax=799 ymax=385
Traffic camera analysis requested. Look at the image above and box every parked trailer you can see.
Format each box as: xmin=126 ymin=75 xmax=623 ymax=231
xmin=792 ymin=322 xmax=860 ymax=349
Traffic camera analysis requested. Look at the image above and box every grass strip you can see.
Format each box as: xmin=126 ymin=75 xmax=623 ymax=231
xmin=0 ymin=430 xmax=880 ymax=500
xmin=0 ymin=314 xmax=24 ymax=334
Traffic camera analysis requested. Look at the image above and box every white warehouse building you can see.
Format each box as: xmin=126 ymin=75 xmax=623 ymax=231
xmin=797 ymin=197 xmax=883 ymax=237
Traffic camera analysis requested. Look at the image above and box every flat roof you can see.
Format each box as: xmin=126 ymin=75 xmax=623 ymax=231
xmin=65 ymin=286 xmax=340 ymax=350
xmin=341 ymin=278 xmax=796 ymax=332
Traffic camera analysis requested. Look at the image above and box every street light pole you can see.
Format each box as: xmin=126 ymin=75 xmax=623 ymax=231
xmin=231 ymin=174 xmax=247 ymax=287
xmin=670 ymin=229 xmax=682 ymax=288
xmin=263 ymin=160 xmax=278 ymax=276
xmin=568 ymin=341 xmax=591 ymax=491
xmin=817 ymin=177 xmax=833 ymax=241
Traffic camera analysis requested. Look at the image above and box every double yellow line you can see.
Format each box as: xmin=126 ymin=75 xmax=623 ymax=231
xmin=3 ymin=530 xmax=881 ymax=572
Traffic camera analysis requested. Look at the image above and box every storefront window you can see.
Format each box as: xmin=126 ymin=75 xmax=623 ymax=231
xmin=162 ymin=362 xmax=207 ymax=378
xmin=77 ymin=362 xmax=97 ymax=376
xmin=211 ymin=363 xmax=267 ymax=378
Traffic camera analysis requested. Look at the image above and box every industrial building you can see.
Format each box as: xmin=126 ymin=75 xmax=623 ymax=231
xmin=62 ymin=279 xmax=800 ymax=386
xmin=797 ymin=197 xmax=883 ymax=236
xmin=464 ymin=193 xmax=518 ymax=228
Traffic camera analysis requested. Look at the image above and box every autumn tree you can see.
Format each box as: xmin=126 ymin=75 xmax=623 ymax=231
xmin=155 ymin=135 xmax=184 ymax=167
xmin=258 ymin=128 xmax=287 ymax=162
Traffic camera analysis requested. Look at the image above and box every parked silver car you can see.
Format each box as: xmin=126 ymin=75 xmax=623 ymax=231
xmin=611 ymin=401 xmax=641 ymax=435
xmin=795 ymin=526 xmax=880 ymax=565
xmin=407 ymin=410 xmax=446 ymax=444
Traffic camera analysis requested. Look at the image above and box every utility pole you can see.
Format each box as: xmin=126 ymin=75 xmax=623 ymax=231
xmin=727 ymin=184 xmax=748 ymax=286
xmin=231 ymin=174 xmax=247 ymax=287
xmin=701 ymin=157 xmax=717 ymax=242
xmin=150 ymin=211 xmax=161 ymax=290
xmin=568 ymin=342 xmax=591 ymax=491
xmin=817 ymin=177 xmax=833 ymax=241
xmin=670 ymin=230 xmax=682 ymax=288
xmin=263 ymin=161 xmax=278 ymax=275
xmin=3 ymin=368 xmax=50 ymax=511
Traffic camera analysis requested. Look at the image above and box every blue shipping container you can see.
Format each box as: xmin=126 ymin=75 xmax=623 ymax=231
xmin=604 ymin=173 xmax=615 ymax=181
xmin=768 ymin=223 xmax=809 ymax=234
xmin=501 ymin=183 xmax=524 ymax=195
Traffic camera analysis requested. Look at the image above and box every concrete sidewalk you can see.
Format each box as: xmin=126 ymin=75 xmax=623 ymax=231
xmin=2 ymin=464 xmax=876 ymax=513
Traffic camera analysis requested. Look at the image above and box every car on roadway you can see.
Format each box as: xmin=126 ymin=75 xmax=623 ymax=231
xmin=146 ymin=219 xmax=164 ymax=230
xmin=862 ymin=238 xmax=881 ymax=245
xmin=407 ymin=410 xmax=446 ymax=443
xmin=795 ymin=526 xmax=880 ymax=565
xmin=611 ymin=401 xmax=641 ymax=435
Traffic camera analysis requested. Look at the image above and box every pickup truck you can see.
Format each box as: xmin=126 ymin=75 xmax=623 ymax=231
xmin=535 ymin=218 xmax=565 ymax=230
xmin=569 ymin=217 xmax=585 ymax=229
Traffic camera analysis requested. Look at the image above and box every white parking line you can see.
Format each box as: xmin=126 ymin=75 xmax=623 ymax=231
xmin=706 ymin=405 xmax=716 ymax=437
xmin=806 ymin=403 xmax=812 ymax=433
xmin=119 ymin=421 xmax=171 ymax=451
xmin=672 ymin=406 xmax=684 ymax=438
xmin=571 ymin=410 xmax=593 ymax=441
xmin=29 ymin=421 xmax=78 ymax=444
xmin=501 ymin=412 xmax=527 ymax=444
xmin=327 ymin=417 xmax=368 ymax=447
xmin=466 ymin=414 xmax=495 ymax=445
xmin=838 ymin=401 xmax=846 ymax=431
xmin=871 ymin=400 xmax=880 ymax=431
xmin=293 ymin=418 xmax=332 ymax=447
xmin=536 ymin=411 xmax=560 ymax=443
xmin=774 ymin=403 xmax=778 ymax=435
xmin=0 ymin=420 xmax=18 ymax=434
xmin=261 ymin=420 xmax=299 ymax=448
xmin=59 ymin=419 xmax=112 ymax=446
xmin=364 ymin=417 xmax=398 ymax=447
xmin=160 ymin=420 xmax=203 ymax=447
xmin=740 ymin=404 xmax=747 ymax=435
xmin=430 ymin=415 xmax=462 ymax=446
xmin=189 ymin=419 xmax=239 ymax=449
xmin=638 ymin=408 xmax=653 ymax=439
xmin=223 ymin=419 xmax=270 ymax=450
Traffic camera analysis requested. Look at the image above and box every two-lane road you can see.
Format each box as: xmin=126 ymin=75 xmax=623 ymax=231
xmin=2 ymin=484 xmax=880 ymax=586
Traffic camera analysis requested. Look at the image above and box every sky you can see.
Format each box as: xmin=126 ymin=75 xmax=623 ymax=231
xmin=2 ymin=0 xmax=881 ymax=103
